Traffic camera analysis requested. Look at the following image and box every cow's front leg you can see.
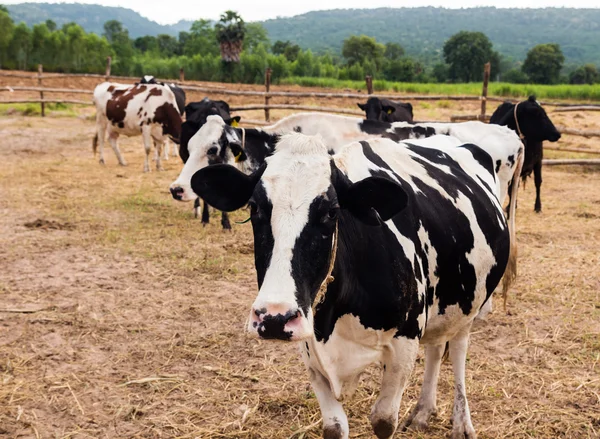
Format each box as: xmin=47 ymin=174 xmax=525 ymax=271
xmin=404 ymin=343 xmax=445 ymax=431
xmin=308 ymin=367 xmax=349 ymax=439
xmin=533 ymin=159 xmax=542 ymax=213
xmin=370 ymin=336 xmax=419 ymax=439
xmin=201 ymin=200 xmax=209 ymax=224
xmin=163 ymin=139 xmax=170 ymax=160
xmin=449 ymin=325 xmax=476 ymax=439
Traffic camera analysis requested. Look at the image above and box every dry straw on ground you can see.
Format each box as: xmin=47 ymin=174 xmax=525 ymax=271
xmin=0 ymin=83 xmax=599 ymax=438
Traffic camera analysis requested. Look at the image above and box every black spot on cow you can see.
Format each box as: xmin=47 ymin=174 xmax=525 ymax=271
xmin=293 ymin=126 xmax=302 ymax=133
xmin=118 ymin=122 xmax=124 ymax=128
xmin=457 ymin=143 xmax=495 ymax=180
xmin=495 ymin=160 xmax=502 ymax=173
xmin=507 ymin=154 xmax=515 ymax=166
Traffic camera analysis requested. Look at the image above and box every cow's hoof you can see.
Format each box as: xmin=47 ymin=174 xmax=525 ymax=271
xmin=534 ymin=208 xmax=542 ymax=213
xmin=99 ymin=159 xmax=105 ymax=165
xmin=119 ymin=162 xmax=128 ymax=167
xmin=157 ymin=166 xmax=165 ymax=172
xmin=404 ymin=405 xmax=436 ymax=431
xmin=371 ymin=417 xmax=396 ymax=439
xmin=450 ymin=418 xmax=476 ymax=439
xmin=323 ymin=422 xmax=345 ymax=439
xmin=202 ymin=221 xmax=209 ymax=227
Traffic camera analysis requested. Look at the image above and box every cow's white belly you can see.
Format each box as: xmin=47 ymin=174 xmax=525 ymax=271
xmin=302 ymin=313 xmax=398 ymax=399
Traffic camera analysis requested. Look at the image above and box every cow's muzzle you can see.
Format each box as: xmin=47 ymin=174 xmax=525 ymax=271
xmin=170 ymin=186 xmax=184 ymax=200
xmin=249 ymin=305 xmax=311 ymax=341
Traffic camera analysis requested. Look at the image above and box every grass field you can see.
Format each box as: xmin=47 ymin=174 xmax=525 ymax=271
xmin=282 ymin=77 xmax=600 ymax=101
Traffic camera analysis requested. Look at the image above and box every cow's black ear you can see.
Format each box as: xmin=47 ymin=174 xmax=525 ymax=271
xmin=190 ymin=163 xmax=265 ymax=212
xmin=229 ymin=142 xmax=247 ymax=162
xmin=528 ymin=95 xmax=537 ymax=102
xmin=225 ymin=116 xmax=241 ymax=127
xmin=357 ymin=103 xmax=367 ymax=111
xmin=382 ymin=105 xmax=396 ymax=115
xmin=332 ymin=165 xmax=407 ymax=226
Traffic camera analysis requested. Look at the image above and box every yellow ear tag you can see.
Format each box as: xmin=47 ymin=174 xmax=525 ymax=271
xmin=234 ymin=151 xmax=242 ymax=162
xmin=231 ymin=120 xmax=239 ymax=127
xmin=387 ymin=109 xmax=393 ymax=114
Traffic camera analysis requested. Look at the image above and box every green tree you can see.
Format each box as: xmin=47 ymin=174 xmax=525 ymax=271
xmin=0 ymin=4 xmax=8 ymax=13
xmin=342 ymin=35 xmax=385 ymax=69
xmin=103 ymin=20 xmax=134 ymax=68
xmin=244 ymin=23 xmax=269 ymax=53
xmin=502 ymin=68 xmax=529 ymax=84
xmin=272 ymin=40 xmax=300 ymax=61
xmin=522 ymin=43 xmax=564 ymax=84
xmin=134 ymin=35 xmax=158 ymax=53
xmin=157 ymin=34 xmax=179 ymax=57
xmin=215 ymin=10 xmax=245 ymax=63
xmin=383 ymin=58 xmax=415 ymax=81
xmin=432 ymin=62 xmax=449 ymax=83
xmin=45 ymin=19 xmax=56 ymax=32
xmin=384 ymin=42 xmax=404 ymax=60
xmin=0 ymin=10 xmax=14 ymax=68
xmin=183 ymin=20 xmax=218 ymax=57
xmin=443 ymin=31 xmax=495 ymax=82
xmin=8 ymin=22 xmax=32 ymax=69
xmin=569 ymin=64 xmax=599 ymax=84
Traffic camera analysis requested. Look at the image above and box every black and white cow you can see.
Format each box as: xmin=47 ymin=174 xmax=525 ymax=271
xmin=139 ymin=75 xmax=186 ymax=160
xmin=178 ymin=98 xmax=240 ymax=227
xmin=190 ymin=133 xmax=512 ymax=439
xmin=92 ymin=82 xmax=182 ymax=172
xmin=358 ymin=97 xmax=414 ymax=123
xmin=490 ymin=96 xmax=561 ymax=212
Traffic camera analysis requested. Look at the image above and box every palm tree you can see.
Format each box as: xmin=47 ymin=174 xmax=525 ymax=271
xmin=215 ymin=10 xmax=245 ymax=63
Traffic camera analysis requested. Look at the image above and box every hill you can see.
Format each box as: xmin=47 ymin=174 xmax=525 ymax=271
xmin=5 ymin=3 xmax=182 ymax=37
xmin=5 ymin=4 xmax=600 ymax=64
xmin=262 ymin=7 xmax=600 ymax=65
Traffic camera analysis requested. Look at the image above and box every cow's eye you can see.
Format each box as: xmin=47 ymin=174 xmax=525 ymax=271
xmin=322 ymin=208 xmax=338 ymax=223
xmin=207 ymin=146 xmax=218 ymax=155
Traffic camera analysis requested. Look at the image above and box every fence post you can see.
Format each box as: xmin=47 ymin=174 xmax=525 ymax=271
xmin=480 ymin=62 xmax=491 ymax=121
xmin=365 ymin=75 xmax=373 ymax=95
xmin=264 ymin=67 xmax=272 ymax=122
xmin=37 ymin=64 xmax=44 ymax=117
xmin=179 ymin=67 xmax=185 ymax=82
xmin=105 ymin=56 xmax=112 ymax=81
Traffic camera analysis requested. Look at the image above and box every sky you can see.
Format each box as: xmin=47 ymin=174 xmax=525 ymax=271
xmin=4 ymin=0 xmax=600 ymax=24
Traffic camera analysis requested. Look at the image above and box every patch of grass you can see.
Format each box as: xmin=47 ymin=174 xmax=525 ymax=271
xmin=281 ymin=77 xmax=600 ymax=101
xmin=0 ymin=102 xmax=79 ymax=117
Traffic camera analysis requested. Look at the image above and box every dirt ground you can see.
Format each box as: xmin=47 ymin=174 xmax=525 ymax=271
xmin=1 ymin=81 xmax=599 ymax=439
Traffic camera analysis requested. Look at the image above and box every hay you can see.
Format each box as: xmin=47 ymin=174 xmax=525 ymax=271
xmin=0 ymin=91 xmax=599 ymax=438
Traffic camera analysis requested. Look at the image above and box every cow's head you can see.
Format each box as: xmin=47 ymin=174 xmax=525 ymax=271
xmin=140 ymin=75 xmax=159 ymax=84
xmin=170 ymin=115 xmax=242 ymax=201
xmin=503 ymin=96 xmax=561 ymax=143
xmin=190 ymin=134 xmax=407 ymax=341
xmin=358 ymin=97 xmax=397 ymax=122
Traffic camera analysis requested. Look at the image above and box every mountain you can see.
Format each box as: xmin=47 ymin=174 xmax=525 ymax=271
xmin=5 ymin=3 xmax=182 ymax=37
xmin=261 ymin=7 xmax=600 ymax=65
xmin=5 ymin=4 xmax=600 ymax=64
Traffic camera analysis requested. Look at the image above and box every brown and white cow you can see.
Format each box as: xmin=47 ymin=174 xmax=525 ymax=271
xmin=92 ymin=82 xmax=182 ymax=172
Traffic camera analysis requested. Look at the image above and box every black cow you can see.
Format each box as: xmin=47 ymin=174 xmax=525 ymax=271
xmin=490 ymin=95 xmax=561 ymax=212
xmin=190 ymin=133 xmax=512 ymax=439
xmin=358 ymin=97 xmax=414 ymax=123
xmin=176 ymin=98 xmax=241 ymax=228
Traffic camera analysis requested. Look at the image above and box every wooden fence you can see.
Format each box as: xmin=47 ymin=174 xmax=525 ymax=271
xmin=1 ymin=59 xmax=600 ymax=158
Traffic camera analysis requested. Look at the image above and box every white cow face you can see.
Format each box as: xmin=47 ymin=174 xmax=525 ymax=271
xmin=189 ymin=134 xmax=408 ymax=341
xmin=170 ymin=115 xmax=241 ymax=201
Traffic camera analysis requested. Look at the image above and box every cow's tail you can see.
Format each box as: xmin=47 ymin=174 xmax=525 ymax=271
xmin=502 ymin=144 xmax=525 ymax=311
xmin=92 ymin=133 xmax=98 ymax=156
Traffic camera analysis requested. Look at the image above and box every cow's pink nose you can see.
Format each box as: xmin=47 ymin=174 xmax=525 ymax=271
xmin=251 ymin=306 xmax=302 ymax=340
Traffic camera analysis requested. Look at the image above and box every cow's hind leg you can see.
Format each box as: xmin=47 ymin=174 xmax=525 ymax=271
xmin=108 ymin=132 xmax=127 ymax=166
xmin=533 ymin=160 xmax=542 ymax=213
xmin=404 ymin=343 xmax=445 ymax=431
xmin=370 ymin=337 xmax=419 ymax=439
xmin=96 ymin=117 xmax=108 ymax=165
xmin=308 ymin=368 xmax=349 ymax=439
xmin=153 ymin=138 xmax=165 ymax=171
xmin=141 ymin=128 xmax=153 ymax=172
xmin=221 ymin=211 xmax=231 ymax=230
xmin=449 ymin=325 xmax=477 ymax=439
